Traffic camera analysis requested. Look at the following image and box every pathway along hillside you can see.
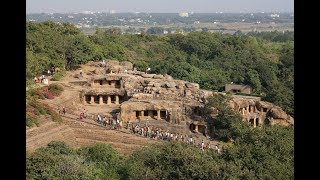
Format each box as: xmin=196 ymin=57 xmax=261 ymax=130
xmin=26 ymin=104 xmax=159 ymax=155
xmin=27 ymin=85 xmax=158 ymax=155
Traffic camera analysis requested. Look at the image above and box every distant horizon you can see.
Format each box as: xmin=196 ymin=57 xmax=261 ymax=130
xmin=26 ymin=0 xmax=293 ymax=14
xmin=26 ymin=11 xmax=294 ymax=15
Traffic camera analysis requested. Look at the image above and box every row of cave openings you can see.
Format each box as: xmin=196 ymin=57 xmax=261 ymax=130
xmin=135 ymin=110 xmax=169 ymax=121
xmin=93 ymin=80 xmax=121 ymax=89
xmin=84 ymin=95 xmax=126 ymax=105
xmin=238 ymin=105 xmax=269 ymax=115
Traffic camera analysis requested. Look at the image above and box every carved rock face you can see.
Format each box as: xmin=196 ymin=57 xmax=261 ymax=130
xmin=269 ymin=107 xmax=288 ymax=119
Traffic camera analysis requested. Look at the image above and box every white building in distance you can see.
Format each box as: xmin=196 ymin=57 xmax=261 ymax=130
xmin=179 ymin=12 xmax=189 ymax=17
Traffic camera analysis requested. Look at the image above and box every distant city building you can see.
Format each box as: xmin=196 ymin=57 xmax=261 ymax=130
xmin=270 ymin=14 xmax=280 ymax=18
xmin=179 ymin=12 xmax=189 ymax=17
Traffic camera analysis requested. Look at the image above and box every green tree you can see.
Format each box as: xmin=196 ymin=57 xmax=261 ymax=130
xmin=205 ymin=94 xmax=248 ymax=141
xmin=146 ymin=27 xmax=164 ymax=34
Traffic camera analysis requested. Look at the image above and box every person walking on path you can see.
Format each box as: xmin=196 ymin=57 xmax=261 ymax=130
xmin=201 ymin=140 xmax=205 ymax=151
xmin=62 ymin=107 xmax=66 ymax=115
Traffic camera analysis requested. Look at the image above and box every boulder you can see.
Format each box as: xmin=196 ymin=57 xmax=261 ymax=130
xmin=163 ymin=82 xmax=176 ymax=88
xmin=132 ymin=93 xmax=154 ymax=100
xmin=184 ymin=90 xmax=192 ymax=96
xmin=153 ymin=82 xmax=162 ymax=87
xmin=142 ymin=74 xmax=155 ymax=78
xmin=120 ymin=61 xmax=133 ymax=70
xmin=127 ymin=70 xmax=135 ymax=74
xmin=153 ymin=74 xmax=164 ymax=79
xmin=191 ymin=83 xmax=200 ymax=89
xmin=185 ymin=83 xmax=193 ymax=88
xmin=256 ymin=101 xmax=273 ymax=110
xmin=90 ymin=69 xmax=98 ymax=74
xmin=200 ymin=90 xmax=213 ymax=98
xmin=106 ymin=60 xmax=120 ymax=67
xmin=269 ymin=107 xmax=288 ymax=119
xmin=164 ymin=74 xmax=173 ymax=80
xmin=147 ymin=83 xmax=154 ymax=87
xmin=73 ymin=74 xmax=83 ymax=79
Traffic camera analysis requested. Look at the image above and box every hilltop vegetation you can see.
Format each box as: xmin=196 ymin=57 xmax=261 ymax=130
xmin=26 ymin=21 xmax=294 ymax=115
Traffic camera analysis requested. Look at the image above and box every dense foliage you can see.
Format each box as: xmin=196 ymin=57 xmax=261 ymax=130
xmin=205 ymin=94 xmax=247 ymax=142
xmin=246 ymin=30 xmax=294 ymax=42
xmin=26 ymin=21 xmax=293 ymax=116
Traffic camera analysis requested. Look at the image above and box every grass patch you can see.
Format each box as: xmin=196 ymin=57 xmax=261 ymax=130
xmin=48 ymin=83 xmax=64 ymax=96
xmin=51 ymin=71 xmax=65 ymax=81
xmin=26 ymin=113 xmax=39 ymax=127
xmin=26 ymin=100 xmax=62 ymax=127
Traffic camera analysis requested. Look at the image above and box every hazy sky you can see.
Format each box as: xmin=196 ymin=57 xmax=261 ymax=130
xmin=26 ymin=0 xmax=294 ymax=14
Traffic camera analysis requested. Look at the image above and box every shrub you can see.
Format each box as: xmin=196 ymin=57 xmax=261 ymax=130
xmin=51 ymin=71 xmax=64 ymax=81
xmin=26 ymin=113 xmax=39 ymax=127
xmin=78 ymin=143 xmax=122 ymax=179
xmin=44 ymin=92 xmax=54 ymax=99
xmin=33 ymin=89 xmax=46 ymax=99
xmin=50 ymin=112 xmax=62 ymax=122
xmin=48 ymin=83 xmax=64 ymax=96
xmin=47 ymin=141 xmax=73 ymax=155
xmin=27 ymin=100 xmax=62 ymax=123
xmin=29 ymin=101 xmax=47 ymax=115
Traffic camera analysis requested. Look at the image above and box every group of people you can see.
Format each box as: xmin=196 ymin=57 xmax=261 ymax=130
xmin=128 ymin=122 xmax=222 ymax=153
xmin=95 ymin=114 xmax=122 ymax=130
xmin=58 ymin=107 xmax=66 ymax=115
xmin=79 ymin=109 xmax=87 ymax=120
xmin=34 ymin=67 xmax=57 ymax=84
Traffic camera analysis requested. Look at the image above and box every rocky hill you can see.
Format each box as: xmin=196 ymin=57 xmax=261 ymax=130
xmin=27 ymin=60 xmax=293 ymax=154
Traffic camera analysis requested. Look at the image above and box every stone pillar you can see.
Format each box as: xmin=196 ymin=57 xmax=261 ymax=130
xmin=107 ymin=95 xmax=111 ymax=105
xmin=90 ymin=95 xmax=94 ymax=104
xmin=99 ymin=95 xmax=103 ymax=105
xmin=157 ymin=110 xmax=161 ymax=120
xmin=141 ymin=111 xmax=144 ymax=120
xmin=115 ymin=95 xmax=119 ymax=104
xmin=195 ymin=125 xmax=198 ymax=132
